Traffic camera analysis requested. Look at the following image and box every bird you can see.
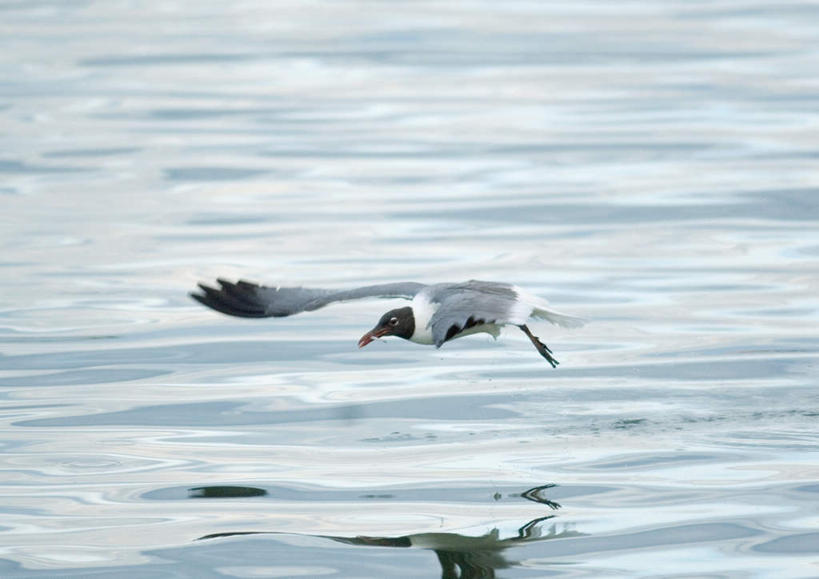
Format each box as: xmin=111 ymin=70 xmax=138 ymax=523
xmin=190 ymin=279 xmax=585 ymax=366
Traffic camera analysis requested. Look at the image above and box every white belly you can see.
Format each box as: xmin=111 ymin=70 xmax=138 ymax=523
xmin=449 ymin=323 xmax=502 ymax=341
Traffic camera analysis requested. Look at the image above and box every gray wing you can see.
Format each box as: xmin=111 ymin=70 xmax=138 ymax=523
xmin=427 ymin=281 xmax=518 ymax=347
xmin=191 ymin=279 xmax=426 ymax=318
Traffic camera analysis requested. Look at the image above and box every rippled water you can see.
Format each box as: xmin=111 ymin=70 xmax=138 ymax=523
xmin=2 ymin=1 xmax=819 ymax=577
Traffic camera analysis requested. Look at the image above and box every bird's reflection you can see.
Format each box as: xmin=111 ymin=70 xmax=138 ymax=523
xmin=195 ymin=484 xmax=582 ymax=579
xmin=188 ymin=485 xmax=267 ymax=498
xmin=326 ymin=514 xmax=578 ymax=578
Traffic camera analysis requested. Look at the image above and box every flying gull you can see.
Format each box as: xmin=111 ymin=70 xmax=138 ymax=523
xmin=190 ymin=279 xmax=585 ymax=366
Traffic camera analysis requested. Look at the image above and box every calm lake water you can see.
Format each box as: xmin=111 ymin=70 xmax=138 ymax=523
xmin=2 ymin=1 xmax=818 ymax=577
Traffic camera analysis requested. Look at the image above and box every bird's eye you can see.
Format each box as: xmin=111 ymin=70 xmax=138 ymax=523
xmin=389 ymin=317 xmax=399 ymax=326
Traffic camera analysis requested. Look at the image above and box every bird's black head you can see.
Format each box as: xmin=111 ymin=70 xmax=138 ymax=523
xmin=358 ymin=306 xmax=415 ymax=348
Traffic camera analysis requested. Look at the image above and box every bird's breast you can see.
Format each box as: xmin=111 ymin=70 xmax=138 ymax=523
xmin=408 ymin=294 xmax=436 ymax=345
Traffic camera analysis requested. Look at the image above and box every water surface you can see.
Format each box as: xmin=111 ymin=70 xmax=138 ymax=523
xmin=1 ymin=1 xmax=818 ymax=577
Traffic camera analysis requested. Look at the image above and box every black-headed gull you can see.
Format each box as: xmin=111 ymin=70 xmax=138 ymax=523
xmin=191 ymin=279 xmax=585 ymax=366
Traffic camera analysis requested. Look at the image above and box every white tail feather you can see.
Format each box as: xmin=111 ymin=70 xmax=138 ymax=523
xmin=531 ymin=307 xmax=587 ymax=328
xmin=512 ymin=287 xmax=587 ymax=328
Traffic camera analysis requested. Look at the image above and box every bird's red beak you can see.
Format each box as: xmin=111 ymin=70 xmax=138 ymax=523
xmin=358 ymin=327 xmax=389 ymax=348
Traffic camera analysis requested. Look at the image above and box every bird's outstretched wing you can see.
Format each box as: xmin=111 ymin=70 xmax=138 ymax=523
xmin=190 ymin=279 xmax=426 ymax=318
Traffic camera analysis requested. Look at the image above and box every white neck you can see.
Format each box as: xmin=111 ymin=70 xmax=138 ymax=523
xmin=408 ymin=295 xmax=435 ymax=344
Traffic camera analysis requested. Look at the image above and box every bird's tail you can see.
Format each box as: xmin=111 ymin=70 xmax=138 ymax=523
xmin=531 ymin=307 xmax=587 ymax=329
xmin=515 ymin=287 xmax=588 ymax=328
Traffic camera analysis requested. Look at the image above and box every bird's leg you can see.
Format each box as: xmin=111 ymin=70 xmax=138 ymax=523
xmin=518 ymin=325 xmax=559 ymax=368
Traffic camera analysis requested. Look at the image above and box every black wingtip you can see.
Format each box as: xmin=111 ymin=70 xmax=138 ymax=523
xmin=189 ymin=279 xmax=270 ymax=318
xmin=189 ymin=291 xmax=210 ymax=308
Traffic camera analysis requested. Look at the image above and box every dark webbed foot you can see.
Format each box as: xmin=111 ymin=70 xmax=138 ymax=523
xmin=518 ymin=324 xmax=560 ymax=367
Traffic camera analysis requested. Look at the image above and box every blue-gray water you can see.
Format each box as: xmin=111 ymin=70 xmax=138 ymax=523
xmin=2 ymin=1 xmax=818 ymax=577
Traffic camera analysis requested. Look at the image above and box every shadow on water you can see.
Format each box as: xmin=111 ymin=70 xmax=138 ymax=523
xmin=193 ymin=484 xmax=577 ymax=579
xmin=188 ymin=485 xmax=268 ymax=498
